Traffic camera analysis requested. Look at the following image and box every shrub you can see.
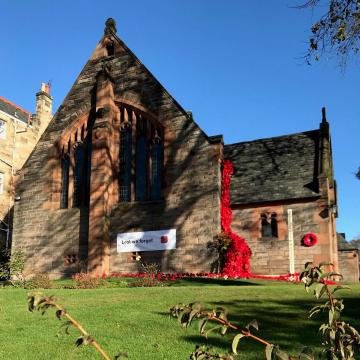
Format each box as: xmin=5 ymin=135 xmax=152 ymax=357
xmin=207 ymin=232 xmax=232 ymax=273
xmin=0 ymin=249 xmax=26 ymax=286
xmin=72 ymin=273 xmax=102 ymax=289
xmin=26 ymin=274 xmax=53 ymax=289
xmin=129 ymin=255 xmax=166 ymax=287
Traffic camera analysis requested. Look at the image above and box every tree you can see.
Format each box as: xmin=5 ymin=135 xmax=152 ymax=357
xmin=297 ymin=1 xmax=360 ymax=179
xmin=298 ymin=0 xmax=360 ymax=67
xmin=350 ymin=236 xmax=360 ymax=248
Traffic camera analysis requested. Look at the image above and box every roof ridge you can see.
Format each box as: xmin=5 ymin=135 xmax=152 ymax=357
xmin=0 ymin=96 xmax=31 ymax=117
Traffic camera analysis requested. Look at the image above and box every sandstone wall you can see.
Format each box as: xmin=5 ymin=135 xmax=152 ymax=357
xmin=12 ymin=34 xmax=221 ymax=278
xmin=232 ymin=199 xmax=337 ymax=275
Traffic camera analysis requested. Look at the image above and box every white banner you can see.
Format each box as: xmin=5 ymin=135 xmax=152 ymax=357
xmin=117 ymin=229 xmax=176 ymax=253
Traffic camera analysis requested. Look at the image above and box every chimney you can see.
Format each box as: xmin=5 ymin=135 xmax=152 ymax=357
xmin=33 ymin=82 xmax=53 ymax=137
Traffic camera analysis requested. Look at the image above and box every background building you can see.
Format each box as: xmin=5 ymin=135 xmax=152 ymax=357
xmin=0 ymin=84 xmax=52 ymax=249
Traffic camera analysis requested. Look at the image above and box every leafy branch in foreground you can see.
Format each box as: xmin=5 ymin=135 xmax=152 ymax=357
xmin=169 ymin=302 xmax=292 ymax=359
xmin=170 ymin=263 xmax=360 ymax=359
xmin=27 ymin=292 xmax=127 ymax=360
xmin=300 ymin=262 xmax=360 ymax=359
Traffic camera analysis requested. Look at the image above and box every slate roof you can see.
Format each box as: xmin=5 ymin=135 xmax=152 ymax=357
xmin=0 ymin=96 xmax=30 ymax=124
xmin=224 ymin=130 xmax=321 ymax=204
xmin=337 ymin=233 xmax=358 ymax=251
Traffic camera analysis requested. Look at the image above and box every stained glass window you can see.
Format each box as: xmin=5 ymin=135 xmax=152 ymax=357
xmin=60 ymin=156 xmax=70 ymax=208
xmin=136 ymin=135 xmax=147 ymax=201
xmin=73 ymin=144 xmax=84 ymax=207
xmin=151 ymin=141 xmax=163 ymax=200
xmin=119 ymin=127 xmax=132 ymax=202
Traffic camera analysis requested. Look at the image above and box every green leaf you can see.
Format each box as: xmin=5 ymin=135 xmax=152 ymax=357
xmin=199 ymin=319 xmax=208 ymax=334
xmin=331 ymin=285 xmax=350 ymax=294
xmin=265 ymin=345 xmax=273 ymax=360
xmin=309 ymin=305 xmax=321 ymax=318
xmin=205 ymin=325 xmax=223 ymax=338
xmin=232 ymin=333 xmax=245 ymax=354
xmin=314 ymin=283 xmax=326 ymax=299
xmin=326 ymin=272 xmax=343 ymax=279
xmin=220 ymin=325 xmax=228 ymax=336
xmin=114 ymin=352 xmax=129 ymax=359
xmin=299 ymin=346 xmax=314 ymax=360
xmin=75 ymin=335 xmax=93 ymax=347
xmin=75 ymin=336 xmax=84 ymax=347
xmin=55 ymin=309 xmax=64 ymax=320
xmin=187 ymin=309 xmax=199 ymax=326
xmin=319 ymin=262 xmax=333 ymax=268
xmin=246 ymin=319 xmax=259 ymax=331
xmin=273 ymin=347 xmax=290 ymax=360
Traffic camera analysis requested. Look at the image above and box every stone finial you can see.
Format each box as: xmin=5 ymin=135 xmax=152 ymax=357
xmin=105 ymin=18 xmax=117 ymax=35
xmin=321 ymin=107 xmax=327 ymax=123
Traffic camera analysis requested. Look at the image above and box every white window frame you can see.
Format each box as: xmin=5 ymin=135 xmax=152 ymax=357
xmin=0 ymin=119 xmax=6 ymax=139
xmin=0 ymin=172 xmax=4 ymax=194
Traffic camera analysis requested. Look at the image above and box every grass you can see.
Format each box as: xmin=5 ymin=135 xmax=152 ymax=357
xmin=0 ymin=279 xmax=360 ymax=359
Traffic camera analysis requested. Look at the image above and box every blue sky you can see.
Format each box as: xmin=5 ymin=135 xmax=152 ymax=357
xmin=1 ymin=0 xmax=359 ymax=240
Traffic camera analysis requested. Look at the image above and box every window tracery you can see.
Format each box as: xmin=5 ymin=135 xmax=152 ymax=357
xmin=119 ymin=105 xmax=163 ymax=202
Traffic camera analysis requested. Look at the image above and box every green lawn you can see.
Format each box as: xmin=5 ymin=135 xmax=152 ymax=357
xmin=1 ymin=279 xmax=360 ymax=359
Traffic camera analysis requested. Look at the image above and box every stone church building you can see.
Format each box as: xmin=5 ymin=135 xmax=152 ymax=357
xmin=12 ymin=19 xmax=343 ymax=279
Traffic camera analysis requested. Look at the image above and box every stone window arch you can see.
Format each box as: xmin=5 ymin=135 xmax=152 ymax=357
xmin=57 ymin=113 xmax=91 ymax=210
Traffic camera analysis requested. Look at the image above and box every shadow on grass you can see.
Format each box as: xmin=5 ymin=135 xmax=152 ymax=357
xmin=169 ymin=295 xmax=360 ymax=357
xmin=171 ymin=278 xmax=260 ymax=287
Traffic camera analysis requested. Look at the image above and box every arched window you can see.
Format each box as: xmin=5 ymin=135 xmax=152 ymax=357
xmin=271 ymin=213 xmax=278 ymax=238
xmin=73 ymin=143 xmax=84 ymax=207
xmin=119 ymin=125 xmax=132 ymax=202
xmin=60 ymin=155 xmax=70 ymax=208
xmin=261 ymin=214 xmax=272 ymax=237
xmin=261 ymin=213 xmax=278 ymax=238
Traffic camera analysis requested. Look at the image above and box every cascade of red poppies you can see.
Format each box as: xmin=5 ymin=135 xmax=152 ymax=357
xmin=221 ymin=160 xmax=252 ymax=276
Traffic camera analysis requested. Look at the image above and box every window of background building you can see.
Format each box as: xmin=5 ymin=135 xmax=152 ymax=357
xmin=0 ymin=172 xmax=4 ymax=194
xmin=0 ymin=120 xmax=6 ymax=139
